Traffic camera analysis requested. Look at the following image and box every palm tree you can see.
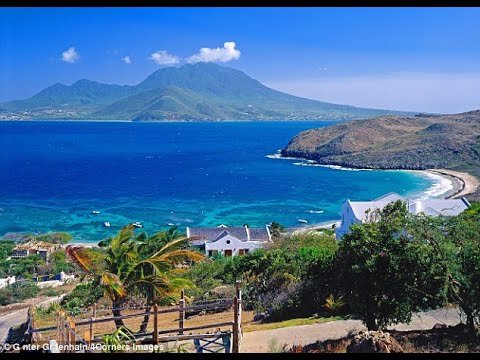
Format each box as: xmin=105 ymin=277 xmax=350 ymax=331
xmin=66 ymin=224 xmax=204 ymax=329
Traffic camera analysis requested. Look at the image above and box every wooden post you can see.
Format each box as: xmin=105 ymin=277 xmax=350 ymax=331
xmin=179 ymin=290 xmax=185 ymax=335
xmin=84 ymin=330 xmax=91 ymax=348
xmin=57 ymin=312 xmax=63 ymax=350
xmin=232 ymin=280 xmax=242 ymax=353
xmin=236 ymin=280 xmax=242 ymax=342
xmin=28 ymin=305 xmax=36 ymax=343
xmin=68 ymin=317 xmax=76 ymax=351
xmin=64 ymin=316 xmax=70 ymax=352
xmin=89 ymin=304 xmax=96 ymax=346
xmin=153 ymin=305 xmax=158 ymax=344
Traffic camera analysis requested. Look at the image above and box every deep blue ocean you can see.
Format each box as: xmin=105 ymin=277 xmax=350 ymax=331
xmin=0 ymin=121 xmax=435 ymax=242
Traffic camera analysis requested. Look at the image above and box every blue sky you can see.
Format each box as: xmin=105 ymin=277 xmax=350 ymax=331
xmin=1 ymin=7 xmax=480 ymax=113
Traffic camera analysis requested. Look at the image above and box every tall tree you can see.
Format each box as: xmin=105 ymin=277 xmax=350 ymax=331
xmin=67 ymin=225 xmax=204 ymax=329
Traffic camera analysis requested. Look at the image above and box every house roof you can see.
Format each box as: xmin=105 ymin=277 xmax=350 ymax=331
xmin=346 ymin=192 xmax=469 ymax=220
xmin=407 ymin=199 xmax=470 ymax=217
xmin=13 ymin=240 xmax=56 ymax=251
xmin=186 ymin=225 xmax=271 ymax=244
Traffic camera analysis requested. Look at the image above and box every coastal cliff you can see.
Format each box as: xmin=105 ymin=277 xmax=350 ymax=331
xmin=282 ymin=110 xmax=480 ymax=200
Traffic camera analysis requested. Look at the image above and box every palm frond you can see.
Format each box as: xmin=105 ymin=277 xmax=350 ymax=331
xmin=101 ymin=272 xmax=127 ymax=300
xmin=65 ymin=246 xmax=96 ymax=273
xmin=151 ymin=249 xmax=205 ymax=265
xmin=151 ymin=237 xmax=191 ymax=257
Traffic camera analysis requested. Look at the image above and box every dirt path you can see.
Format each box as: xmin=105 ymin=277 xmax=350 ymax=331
xmin=0 ymin=295 xmax=64 ymax=346
xmin=240 ymin=308 xmax=462 ymax=353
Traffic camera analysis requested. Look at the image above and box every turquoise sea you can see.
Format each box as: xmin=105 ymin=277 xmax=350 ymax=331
xmin=0 ymin=121 xmax=442 ymax=242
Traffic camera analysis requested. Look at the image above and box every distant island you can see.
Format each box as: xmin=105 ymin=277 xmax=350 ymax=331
xmin=281 ymin=110 xmax=480 ymax=201
xmin=0 ymin=63 xmax=405 ymax=122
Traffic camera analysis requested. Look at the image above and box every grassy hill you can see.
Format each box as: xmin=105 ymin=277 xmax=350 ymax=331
xmin=282 ymin=110 xmax=480 ymax=199
xmin=0 ymin=63 xmax=405 ymax=121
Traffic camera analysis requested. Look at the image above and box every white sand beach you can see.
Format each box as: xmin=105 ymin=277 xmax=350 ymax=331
xmin=426 ymin=169 xmax=479 ymax=199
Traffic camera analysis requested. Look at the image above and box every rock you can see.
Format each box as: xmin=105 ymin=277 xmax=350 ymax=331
xmin=206 ymin=285 xmax=234 ymax=299
xmin=253 ymin=312 xmax=269 ymax=322
xmin=347 ymin=330 xmax=404 ymax=353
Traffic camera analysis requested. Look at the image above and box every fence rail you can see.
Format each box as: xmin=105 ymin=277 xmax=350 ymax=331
xmin=30 ymin=280 xmax=243 ymax=353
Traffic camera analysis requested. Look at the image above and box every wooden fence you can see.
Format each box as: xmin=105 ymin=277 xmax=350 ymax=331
xmin=30 ymin=281 xmax=243 ymax=353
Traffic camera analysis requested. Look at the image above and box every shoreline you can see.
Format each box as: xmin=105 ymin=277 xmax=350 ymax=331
xmin=271 ymin=151 xmax=478 ymax=200
xmin=425 ymin=169 xmax=479 ymax=200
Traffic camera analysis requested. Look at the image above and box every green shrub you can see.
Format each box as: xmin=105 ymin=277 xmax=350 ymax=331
xmin=445 ymin=214 xmax=480 ymax=331
xmin=49 ymin=250 xmax=75 ymax=274
xmin=0 ymin=281 xmax=39 ymax=305
xmin=336 ymin=201 xmax=420 ymax=330
xmin=5 ymin=255 xmax=45 ymax=278
xmin=61 ymin=281 xmax=103 ymax=315
xmin=36 ymin=232 xmax=73 ymax=244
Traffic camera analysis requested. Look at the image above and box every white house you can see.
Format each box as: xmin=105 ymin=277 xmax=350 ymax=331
xmin=335 ymin=192 xmax=471 ymax=239
xmin=0 ymin=276 xmax=16 ymax=289
xmin=186 ymin=225 xmax=273 ymax=257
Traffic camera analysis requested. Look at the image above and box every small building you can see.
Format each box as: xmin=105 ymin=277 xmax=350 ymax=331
xmin=335 ymin=192 xmax=471 ymax=239
xmin=0 ymin=276 xmax=16 ymax=289
xmin=11 ymin=240 xmax=58 ymax=260
xmin=186 ymin=225 xmax=273 ymax=257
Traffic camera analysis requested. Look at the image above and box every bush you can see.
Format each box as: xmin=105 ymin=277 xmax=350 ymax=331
xmin=0 ymin=241 xmax=15 ymax=277
xmin=36 ymin=232 xmax=73 ymax=244
xmin=61 ymin=281 xmax=103 ymax=315
xmin=5 ymin=255 xmax=45 ymax=278
xmin=445 ymin=213 xmax=480 ymax=331
xmin=0 ymin=281 xmax=39 ymax=305
xmin=336 ymin=201 xmax=421 ymax=330
xmin=49 ymin=250 xmax=75 ymax=274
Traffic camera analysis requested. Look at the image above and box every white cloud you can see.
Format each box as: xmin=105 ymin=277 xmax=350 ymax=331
xmin=122 ymin=56 xmax=132 ymax=64
xmin=149 ymin=50 xmax=180 ymax=65
xmin=186 ymin=41 xmax=241 ymax=63
xmin=61 ymin=47 xmax=80 ymax=63
xmin=265 ymin=72 xmax=480 ymax=114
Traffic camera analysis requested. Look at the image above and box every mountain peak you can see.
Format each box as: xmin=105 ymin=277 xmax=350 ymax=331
xmin=0 ymin=62 xmax=404 ymax=121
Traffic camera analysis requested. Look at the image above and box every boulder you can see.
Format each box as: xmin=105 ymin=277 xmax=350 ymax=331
xmin=253 ymin=312 xmax=269 ymax=322
xmin=346 ymin=330 xmax=404 ymax=353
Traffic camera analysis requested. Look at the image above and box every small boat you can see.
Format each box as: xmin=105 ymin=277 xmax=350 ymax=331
xmin=92 ymin=210 xmax=101 ymax=214
xmin=298 ymin=219 xmax=308 ymax=224
xmin=132 ymin=222 xmax=143 ymax=228
xmin=103 ymin=222 xmax=111 ymax=227
xmin=167 ymin=223 xmax=175 ymax=226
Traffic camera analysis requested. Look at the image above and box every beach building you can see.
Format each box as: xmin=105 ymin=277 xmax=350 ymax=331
xmin=335 ymin=192 xmax=471 ymax=239
xmin=186 ymin=225 xmax=273 ymax=257
xmin=11 ymin=240 xmax=59 ymax=260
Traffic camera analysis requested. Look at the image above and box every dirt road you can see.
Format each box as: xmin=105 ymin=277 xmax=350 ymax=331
xmin=240 ymin=307 xmax=463 ymax=352
xmin=0 ymin=295 xmax=64 ymax=346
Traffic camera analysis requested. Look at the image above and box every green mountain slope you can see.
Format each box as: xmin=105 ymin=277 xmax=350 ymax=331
xmin=0 ymin=63 xmax=406 ymax=121
xmin=2 ymin=79 xmax=135 ymax=112
xmin=282 ymin=110 xmax=480 ymax=199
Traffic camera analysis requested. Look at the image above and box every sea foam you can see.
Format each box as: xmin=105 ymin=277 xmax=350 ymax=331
xmin=412 ymin=171 xmax=454 ymax=199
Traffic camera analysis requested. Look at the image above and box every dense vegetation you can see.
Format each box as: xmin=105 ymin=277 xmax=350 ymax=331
xmin=185 ymin=230 xmax=341 ymax=321
xmin=66 ymin=225 xmax=204 ymax=329
xmin=0 ymin=281 xmax=39 ymax=306
xmin=184 ymin=202 xmax=480 ymax=332
xmin=36 ymin=232 xmax=73 ymax=244
xmin=48 ymin=202 xmax=480 ymax=335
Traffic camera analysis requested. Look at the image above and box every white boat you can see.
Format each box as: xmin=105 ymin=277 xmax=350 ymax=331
xmin=103 ymin=222 xmax=111 ymax=227
xmin=132 ymin=222 xmax=143 ymax=228
xmin=298 ymin=219 xmax=308 ymax=224
xmin=92 ymin=210 xmax=100 ymax=214
xmin=167 ymin=223 xmax=175 ymax=226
